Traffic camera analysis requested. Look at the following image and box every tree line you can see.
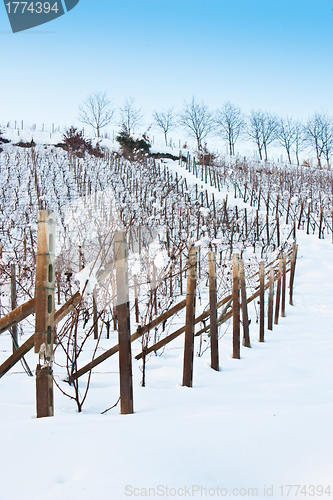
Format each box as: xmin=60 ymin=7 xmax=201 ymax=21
xmin=78 ymin=91 xmax=333 ymax=167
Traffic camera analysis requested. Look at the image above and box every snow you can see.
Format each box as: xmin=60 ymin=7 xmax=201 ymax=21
xmin=0 ymin=131 xmax=332 ymax=498
xmin=0 ymin=230 xmax=332 ymax=500
xmin=75 ymin=259 xmax=100 ymax=296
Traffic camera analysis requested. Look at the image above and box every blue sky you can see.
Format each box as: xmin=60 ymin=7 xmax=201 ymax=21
xmin=0 ymin=0 xmax=332 ymax=134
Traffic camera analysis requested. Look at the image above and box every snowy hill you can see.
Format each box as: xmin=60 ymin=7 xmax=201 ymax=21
xmin=0 ymin=139 xmax=332 ymax=499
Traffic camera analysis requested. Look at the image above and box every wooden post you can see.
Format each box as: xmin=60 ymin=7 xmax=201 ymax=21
xmin=259 ymin=261 xmax=265 ymax=342
xmin=134 ymin=274 xmax=140 ymax=323
xmin=318 ymin=206 xmax=323 ymax=239
xmin=306 ymin=201 xmax=311 ymax=235
xmin=239 ymin=259 xmax=250 ymax=348
xmin=274 ymin=258 xmax=282 ymax=324
xmin=289 ymin=243 xmax=298 ymax=306
xmin=232 ymin=253 xmax=240 ymax=358
xmin=10 ymin=264 xmax=17 ymax=352
xmin=93 ymin=288 xmax=98 ymax=339
xmin=267 ymin=267 xmax=274 ymax=331
xmin=114 ymin=230 xmax=133 ymax=414
xmin=35 ymin=210 xmax=56 ymax=418
xmin=182 ymin=245 xmax=197 ymax=387
xmin=179 ymin=252 xmax=183 ymax=295
xmin=281 ymin=254 xmax=286 ymax=317
xmin=209 ymin=251 xmax=219 ymax=371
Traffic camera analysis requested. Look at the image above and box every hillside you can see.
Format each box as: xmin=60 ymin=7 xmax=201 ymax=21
xmin=0 ymin=137 xmax=332 ymax=499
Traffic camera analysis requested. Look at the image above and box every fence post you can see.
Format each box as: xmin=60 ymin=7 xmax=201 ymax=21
xmin=115 ymin=230 xmax=133 ymax=414
xmin=267 ymin=267 xmax=274 ymax=331
xmin=134 ymin=274 xmax=140 ymax=323
xmin=93 ymin=288 xmax=98 ymax=339
xmin=281 ymin=254 xmax=286 ymax=317
xmin=10 ymin=263 xmax=17 ymax=352
xmin=239 ymin=259 xmax=250 ymax=348
xmin=232 ymin=253 xmax=240 ymax=358
xmin=274 ymin=258 xmax=282 ymax=324
xmin=209 ymin=251 xmax=219 ymax=371
xmin=259 ymin=261 xmax=265 ymax=342
xmin=35 ymin=210 xmax=56 ymax=418
xmin=182 ymin=245 xmax=197 ymax=387
xmin=318 ymin=206 xmax=323 ymax=239
xmin=289 ymin=243 xmax=298 ymax=306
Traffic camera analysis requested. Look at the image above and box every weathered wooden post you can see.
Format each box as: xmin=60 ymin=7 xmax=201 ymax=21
xmin=267 ymin=267 xmax=274 ymax=331
xmin=281 ymin=254 xmax=286 ymax=317
xmin=209 ymin=251 xmax=219 ymax=370
xmin=289 ymin=243 xmax=298 ymax=306
xmin=318 ymin=206 xmax=323 ymax=239
xmin=274 ymin=258 xmax=282 ymax=325
xmin=114 ymin=230 xmax=133 ymax=414
xmin=259 ymin=261 xmax=265 ymax=342
xmin=35 ymin=210 xmax=56 ymax=418
xmin=232 ymin=253 xmax=240 ymax=358
xmin=93 ymin=288 xmax=98 ymax=339
xmin=182 ymin=245 xmax=197 ymax=387
xmin=239 ymin=259 xmax=250 ymax=348
xmin=133 ymin=274 xmax=140 ymax=324
xmin=10 ymin=263 xmax=17 ymax=352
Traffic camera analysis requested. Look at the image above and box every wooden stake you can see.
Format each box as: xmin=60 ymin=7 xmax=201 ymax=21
xmin=267 ymin=267 xmax=274 ymax=331
xmin=318 ymin=206 xmax=323 ymax=239
xmin=134 ymin=274 xmax=139 ymax=323
xmin=259 ymin=261 xmax=265 ymax=342
xmin=239 ymin=259 xmax=250 ymax=348
xmin=10 ymin=264 xmax=17 ymax=352
xmin=209 ymin=251 xmax=219 ymax=370
xmin=289 ymin=243 xmax=298 ymax=306
xmin=114 ymin=230 xmax=133 ymax=414
xmin=93 ymin=288 xmax=98 ymax=340
xmin=35 ymin=210 xmax=56 ymax=418
xmin=232 ymin=253 xmax=240 ymax=358
xmin=274 ymin=258 xmax=282 ymax=324
xmin=281 ymin=254 xmax=286 ymax=317
xmin=182 ymin=245 xmax=197 ymax=387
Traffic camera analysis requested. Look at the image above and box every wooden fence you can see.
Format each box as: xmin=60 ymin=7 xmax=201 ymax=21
xmin=0 ymin=210 xmax=298 ymax=417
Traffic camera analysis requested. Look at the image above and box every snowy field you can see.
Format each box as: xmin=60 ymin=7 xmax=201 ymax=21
xmin=0 ymin=228 xmax=332 ymax=499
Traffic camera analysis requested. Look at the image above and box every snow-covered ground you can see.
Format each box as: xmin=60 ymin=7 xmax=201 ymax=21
xmin=0 ymin=228 xmax=332 ymax=499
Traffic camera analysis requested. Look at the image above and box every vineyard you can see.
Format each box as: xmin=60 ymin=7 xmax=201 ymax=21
xmin=0 ymin=139 xmax=332 ymax=499
xmin=0 ymin=140 xmax=332 ymax=410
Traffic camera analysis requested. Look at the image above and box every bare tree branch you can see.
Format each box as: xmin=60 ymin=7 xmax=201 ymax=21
xmin=153 ymin=108 xmax=175 ymax=146
xmin=119 ymin=97 xmax=143 ymax=137
xmin=216 ymin=102 xmax=245 ymax=155
xmin=178 ymin=97 xmax=215 ymax=150
xmin=304 ymin=113 xmax=333 ymax=167
xmin=78 ymin=91 xmax=114 ymax=138
xmin=247 ymin=111 xmax=278 ymax=161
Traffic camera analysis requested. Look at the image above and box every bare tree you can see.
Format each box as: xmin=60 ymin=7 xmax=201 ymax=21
xmin=78 ymin=91 xmax=114 ymax=138
xmin=304 ymin=113 xmax=326 ymax=167
xmin=303 ymin=112 xmax=333 ymax=167
xmin=247 ymin=111 xmax=278 ymax=161
xmin=277 ymin=116 xmax=296 ymax=164
xmin=179 ymin=97 xmax=215 ymax=150
xmin=247 ymin=111 xmax=264 ymax=160
xmin=119 ymin=97 xmax=143 ymax=137
xmin=153 ymin=108 xmax=175 ymax=146
xmin=321 ymin=115 xmax=333 ymax=167
xmin=215 ymin=101 xmax=245 ymax=156
xmin=293 ymin=121 xmax=304 ymax=166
